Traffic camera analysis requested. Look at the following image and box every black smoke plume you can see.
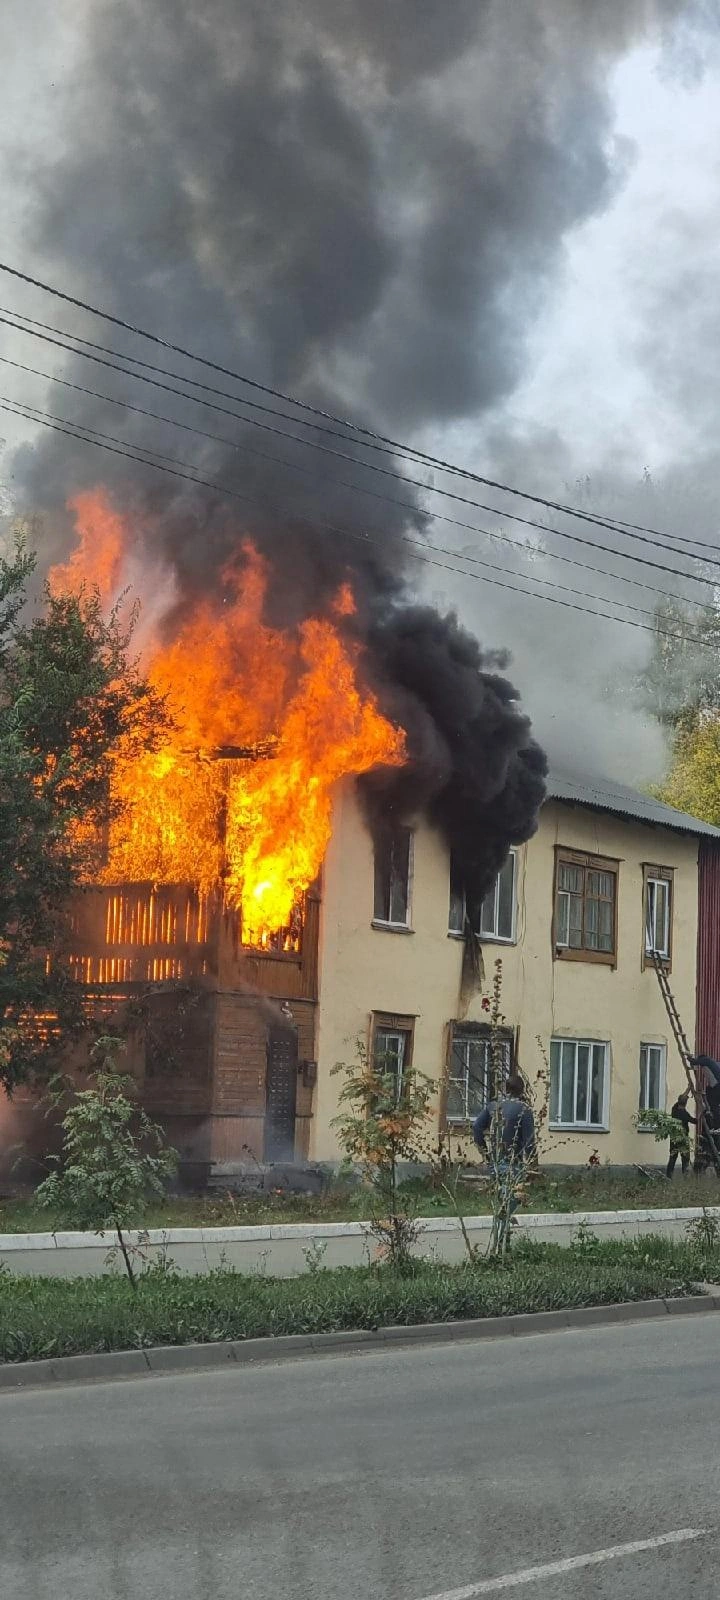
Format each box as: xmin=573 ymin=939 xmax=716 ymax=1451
xmin=7 ymin=1 xmax=685 ymax=884
xmin=361 ymin=608 xmax=547 ymax=911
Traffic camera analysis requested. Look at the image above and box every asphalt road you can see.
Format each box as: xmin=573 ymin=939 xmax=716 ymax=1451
xmin=1 ymin=1316 xmax=719 ymax=1600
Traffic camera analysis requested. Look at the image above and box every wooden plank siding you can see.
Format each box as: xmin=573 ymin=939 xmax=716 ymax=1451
xmin=62 ymin=882 xmax=320 ymax=1167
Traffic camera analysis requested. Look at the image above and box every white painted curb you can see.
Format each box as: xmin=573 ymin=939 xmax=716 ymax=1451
xmin=0 ymin=1205 xmax=716 ymax=1278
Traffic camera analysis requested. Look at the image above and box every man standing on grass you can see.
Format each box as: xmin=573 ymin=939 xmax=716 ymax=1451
xmin=472 ymin=1074 xmax=536 ymax=1171
xmin=472 ymin=1074 xmax=536 ymax=1250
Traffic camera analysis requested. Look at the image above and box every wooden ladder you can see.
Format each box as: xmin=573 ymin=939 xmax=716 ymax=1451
xmin=650 ymin=947 xmax=720 ymax=1173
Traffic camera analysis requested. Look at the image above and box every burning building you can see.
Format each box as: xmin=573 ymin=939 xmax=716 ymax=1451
xmin=42 ymin=489 xmax=545 ymax=1175
xmin=3 ymin=0 xmax=712 ymax=1178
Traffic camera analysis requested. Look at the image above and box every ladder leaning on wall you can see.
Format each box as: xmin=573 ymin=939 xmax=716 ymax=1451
xmin=649 ymin=945 xmax=720 ymax=1175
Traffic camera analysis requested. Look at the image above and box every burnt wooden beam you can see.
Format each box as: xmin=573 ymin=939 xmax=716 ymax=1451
xmin=190 ymin=739 xmax=279 ymax=763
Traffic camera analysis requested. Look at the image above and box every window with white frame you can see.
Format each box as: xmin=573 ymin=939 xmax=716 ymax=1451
xmin=373 ymin=826 xmax=412 ymax=928
xmin=644 ymin=868 xmax=672 ymax=962
xmin=448 ymin=851 xmax=516 ymax=941
xmin=372 ymin=1022 xmax=413 ymax=1101
xmin=446 ymin=1025 xmax=513 ymax=1121
xmin=550 ymin=1038 xmax=609 ymax=1129
xmin=639 ymin=1042 xmax=666 ymax=1117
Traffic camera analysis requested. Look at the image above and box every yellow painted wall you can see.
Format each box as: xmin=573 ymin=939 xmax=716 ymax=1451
xmin=312 ymin=783 xmax=699 ymax=1166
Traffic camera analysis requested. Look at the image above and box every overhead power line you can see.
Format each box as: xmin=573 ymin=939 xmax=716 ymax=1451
xmin=0 ymin=390 xmax=716 ymax=652
xmin=6 ymin=392 xmax=667 ymax=624
xmin=0 ymin=309 xmax=716 ymax=591
xmin=8 ymin=302 xmax=710 ymax=561
xmin=0 ymin=259 xmax=717 ymax=559
xmin=1 ymin=346 xmax=714 ymax=617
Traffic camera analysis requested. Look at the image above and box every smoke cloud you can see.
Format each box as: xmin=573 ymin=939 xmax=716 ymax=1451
xmin=5 ymin=0 xmax=697 ymax=879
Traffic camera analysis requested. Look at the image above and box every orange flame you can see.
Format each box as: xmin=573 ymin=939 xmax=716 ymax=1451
xmin=51 ymin=490 xmax=406 ymax=944
xmin=332 ymin=581 xmax=357 ymax=617
xmin=49 ymin=491 xmax=127 ymax=601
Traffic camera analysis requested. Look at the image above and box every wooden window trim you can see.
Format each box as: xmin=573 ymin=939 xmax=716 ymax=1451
xmin=553 ymin=847 xmax=619 ymax=968
xmin=368 ymin=1011 xmax=416 ymax=1108
xmin=641 ymin=863 xmax=674 ymax=973
xmin=370 ymin=1011 xmax=416 ymax=1069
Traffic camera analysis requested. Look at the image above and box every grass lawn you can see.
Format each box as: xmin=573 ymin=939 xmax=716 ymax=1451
xmin=0 ymin=1235 xmax=715 ymax=1363
xmin=0 ymin=1167 xmax=717 ymax=1235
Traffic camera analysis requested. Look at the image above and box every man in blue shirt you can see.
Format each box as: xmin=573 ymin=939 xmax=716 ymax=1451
xmin=472 ymin=1074 xmax=536 ymax=1164
xmin=472 ymin=1074 xmax=536 ymax=1250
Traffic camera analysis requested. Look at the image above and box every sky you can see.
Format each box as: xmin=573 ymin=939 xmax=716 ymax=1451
xmin=2 ymin=2 xmax=720 ymax=784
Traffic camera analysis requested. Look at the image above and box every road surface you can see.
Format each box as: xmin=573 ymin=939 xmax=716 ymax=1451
xmin=1 ymin=1315 xmax=718 ymax=1599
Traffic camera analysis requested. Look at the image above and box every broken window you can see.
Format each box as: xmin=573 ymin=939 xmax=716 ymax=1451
xmin=449 ymin=852 xmax=516 ymax=941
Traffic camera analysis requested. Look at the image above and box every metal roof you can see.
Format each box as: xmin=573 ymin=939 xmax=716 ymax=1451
xmin=546 ymin=769 xmax=720 ymax=840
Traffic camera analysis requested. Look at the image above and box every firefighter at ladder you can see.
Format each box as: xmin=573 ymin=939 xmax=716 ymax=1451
xmin=689 ymin=1054 xmax=720 ymax=1175
xmin=666 ymin=1091 xmax=694 ymax=1178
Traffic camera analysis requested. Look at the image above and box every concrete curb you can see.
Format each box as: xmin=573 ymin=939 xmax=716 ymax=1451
xmin=3 ymin=1205 xmax=718 ymax=1280
xmin=2 ymin=1205 xmax=718 ymax=1252
xmin=2 ymin=1291 xmax=719 ymax=1390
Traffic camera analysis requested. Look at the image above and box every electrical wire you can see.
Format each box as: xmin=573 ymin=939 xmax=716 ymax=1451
xmin=0 ymin=390 xmax=715 ymax=650
xmin=1 ymin=303 xmax=714 ymax=566
xmin=1 ymin=346 xmax=714 ymax=616
xmin=0 ymin=257 xmax=716 ymax=557
xmin=8 ymin=394 xmax=669 ymax=623
xmin=1 ymin=310 xmax=717 ymax=590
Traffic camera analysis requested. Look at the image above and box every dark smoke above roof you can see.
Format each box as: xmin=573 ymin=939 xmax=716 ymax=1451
xmin=7 ymin=0 xmax=687 ymax=896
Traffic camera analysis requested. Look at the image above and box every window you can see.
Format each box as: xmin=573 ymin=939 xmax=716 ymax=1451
xmin=554 ymin=849 xmax=618 ymax=964
xmin=448 ymin=851 xmax=516 ymax=941
xmin=448 ymin=860 xmax=465 ymax=936
xmin=446 ymin=1024 xmax=513 ymax=1121
xmin=372 ymin=1014 xmax=415 ymax=1101
xmin=639 ymin=1042 xmax=666 ymax=1118
xmin=373 ymin=826 xmax=412 ymax=928
xmin=550 ymin=1038 xmax=609 ymax=1129
xmin=643 ymin=866 xmax=673 ymax=965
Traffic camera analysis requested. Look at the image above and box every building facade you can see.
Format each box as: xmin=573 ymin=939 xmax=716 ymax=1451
xmin=314 ymin=772 xmax=720 ymax=1167
xmin=4 ymin=768 xmax=720 ymax=1180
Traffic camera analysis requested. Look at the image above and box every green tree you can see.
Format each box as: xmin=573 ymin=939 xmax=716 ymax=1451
xmin=0 ymin=541 xmax=164 ymax=1089
xmin=332 ymin=1041 xmax=432 ymax=1270
xmin=659 ymin=714 xmax=720 ymax=827
xmin=634 ymin=593 xmax=720 ymax=827
xmin=35 ymin=1037 xmax=178 ymax=1287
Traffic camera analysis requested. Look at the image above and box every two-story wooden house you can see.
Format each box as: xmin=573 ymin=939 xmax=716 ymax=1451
xmin=4 ymin=767 xmax=720 ymax=1178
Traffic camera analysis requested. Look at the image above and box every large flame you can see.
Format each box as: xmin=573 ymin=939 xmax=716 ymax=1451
xmin=51 ymin=490 xmax=406 ymax=946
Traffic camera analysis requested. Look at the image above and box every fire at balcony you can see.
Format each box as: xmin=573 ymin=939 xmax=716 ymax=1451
xmin=60 ymin=707 xmax=330 ymax=1179
xmin=40 ymin=508 xmax=408 ymax=1180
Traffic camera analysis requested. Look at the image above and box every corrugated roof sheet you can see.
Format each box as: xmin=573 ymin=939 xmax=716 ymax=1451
xmin=546 ymin=768 xmax=720 ymax=840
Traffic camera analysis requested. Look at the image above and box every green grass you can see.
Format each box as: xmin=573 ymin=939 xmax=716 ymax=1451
xmin=0 ymin=1168 xmax=716 ymax=1235
xmin=0 ymin=1235 xmax=714 ymax=1363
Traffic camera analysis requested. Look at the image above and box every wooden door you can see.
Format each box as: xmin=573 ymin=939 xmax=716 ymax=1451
xmin=264 ymin=1026 xmax=298 ymax=1161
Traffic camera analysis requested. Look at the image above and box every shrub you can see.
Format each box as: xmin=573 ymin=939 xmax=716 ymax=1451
xmin=0 ymin=1241 xmax=706 ymax=1363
